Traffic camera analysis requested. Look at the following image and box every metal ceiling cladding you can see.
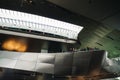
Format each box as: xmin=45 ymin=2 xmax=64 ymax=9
xmin=72 ymin=51 xmax=92 ymax=75
xmin=18 ymin=53 xmax=38 ymax=62
xmin=37 ymin=53 xmax=55 ymax=63
xmin=36 ymin=53 xmax=55 ymax=74
xmin=35 ymin=63 xmax=54 ymax=74
xmin=14 ymin=60 xmax=36 ymax=71
xmin=0 ymin=51 xmax=22 ymax=59
xmin=0 ymin=58 xmax=17 ymax=68
xmin=54 ymin=53 xmax=73 ymax=75
xmin=0 ymin=50 xmax=119 ymax=76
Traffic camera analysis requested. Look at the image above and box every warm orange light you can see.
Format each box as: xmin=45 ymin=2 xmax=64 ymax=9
xmin=2 ymin=38 xmax=27 ymax=52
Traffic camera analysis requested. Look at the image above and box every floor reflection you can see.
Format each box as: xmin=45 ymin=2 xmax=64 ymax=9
xmin=0 ymin=68 xmax=69 ymax=80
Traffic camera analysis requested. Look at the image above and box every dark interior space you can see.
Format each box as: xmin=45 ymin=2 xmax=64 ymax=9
xmin=48 ymin=41 xmax=62 ymax=53
xmin=0 ymin=33 xmax=45 ymax=52
xmin=0 ymin=0 xmax=120 ymax=80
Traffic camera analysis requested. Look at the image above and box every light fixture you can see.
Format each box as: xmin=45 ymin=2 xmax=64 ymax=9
xmin=0 ymin=8 xmax=83 ymax=40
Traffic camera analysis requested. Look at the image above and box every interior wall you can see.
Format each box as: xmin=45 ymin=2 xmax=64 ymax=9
xmin=78 ymin=24 xmax=120 ymax=58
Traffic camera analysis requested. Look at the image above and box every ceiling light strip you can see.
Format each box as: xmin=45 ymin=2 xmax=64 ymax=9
xmin=0 ymin=8 xmax=83 ymax=39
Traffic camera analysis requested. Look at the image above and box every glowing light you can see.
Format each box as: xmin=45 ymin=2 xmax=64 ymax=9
xmin=0 ymin=8 xmax=83 ymax=39
xmin=2 ymin=38 xmax=27 ymax=52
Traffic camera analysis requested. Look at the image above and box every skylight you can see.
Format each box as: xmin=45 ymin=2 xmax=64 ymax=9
xmin=0 ymin=8 xmax=83 ymax=39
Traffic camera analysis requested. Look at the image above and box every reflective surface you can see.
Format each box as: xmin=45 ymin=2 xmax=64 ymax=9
xmin=0 ymin=51 xmax=22 ymax=59
xmin=54 ymin=53 xmax=73 ymax=75
xmin=0 ymin=58 xmax=17 ymax=68
xmin=19 ymin=53 xmax=38 ymax=62
xmin=36 ymin=63 xmax=54 ymax=74
xmin=0 ymin=50 xmax=108 ymax=76
xmin=15 ymin=60 xmax=36 ymax=71
xmin=38 ymin=54 xmax=55 ymax=63
xmin=72 ymin=52 xmax=92 ymax=75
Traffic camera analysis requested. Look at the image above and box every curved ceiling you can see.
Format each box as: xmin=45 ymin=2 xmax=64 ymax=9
xmin=48 ymin=0 xmax=120 ymax=58
xmin=0 ymin=0 xmax=120 ymax=58
xmin=48 ymin=0 xmax=120 ymax=30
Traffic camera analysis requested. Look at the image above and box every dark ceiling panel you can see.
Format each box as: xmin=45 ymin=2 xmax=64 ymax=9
xmin=102 ymin=12 xmax=120 ymax=30
xmin=48 ymin=0 xmax=120 ymax=21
